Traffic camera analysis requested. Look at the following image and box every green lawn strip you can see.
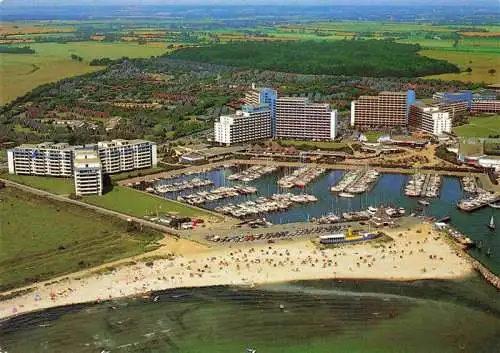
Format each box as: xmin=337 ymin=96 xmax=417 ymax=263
xmin=0 ymin=187 xmax=162 ymax=291
xmin=83 ymin=185 xmax=210 ymax=219
xmin=1 ymin=173 xmax=74 ymax=195
xmin=278 ymin=139 xmax=348 ymax=150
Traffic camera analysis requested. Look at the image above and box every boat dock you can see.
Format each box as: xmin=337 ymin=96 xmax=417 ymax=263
xmin=461 ymin=176 xmax=480 ymax=194
xmin=404 ymin=173 xmax=441 ymax=198
xmin=153 ymin=178 xmax=213 ymax=193
xmin=215 ymin=193 xmax=318 ymax=218
xmin=178 ymin=185 xmax=257 ymax=205
xmin=330 ymin=168 xmax=380 ymax=194
xmin=278 ymin=167 xmax=325 ymax=189
xmin=456 ymin=192 xmax=500 ymax=212
xmin=227 ymin=165 xmax=278 ymax=182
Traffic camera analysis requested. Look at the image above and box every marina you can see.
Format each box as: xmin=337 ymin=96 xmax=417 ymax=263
xmin=461 ymin=176 xmax=480 ymax=194
xmin=329 ymin=167 xmax=380 ymax=194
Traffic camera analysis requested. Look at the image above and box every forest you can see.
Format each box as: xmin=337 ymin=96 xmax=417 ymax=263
xmin=169 ymin=40 xmax=461 ymax=77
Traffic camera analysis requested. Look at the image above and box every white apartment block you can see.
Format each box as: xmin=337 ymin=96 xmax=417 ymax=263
xmin=73 ymin=148 xmax=103 ymax=196
xmin=214 ymin=105 xmax=272 ymax=145
xmin=275 ymin=97 xmax=337 ymax=140
xmin=409 ymin=104 xmax=451 ymax=135
xmin=7 ymin=142 xmax=74 ymax=177
xmin=96 ymin=139 xmax=158 ymax=174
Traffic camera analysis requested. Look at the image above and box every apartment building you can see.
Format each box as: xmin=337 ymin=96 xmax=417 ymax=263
xmin=350 ymin=91 xmax=414 ymax=128
xmin=214 ymin=104 xmax=272 ymax=145
xmin=73 ymin=148 xmax=103 ymax=196
xmin=436 ymin=101 xmax=468 ymax=120
xmin=7 ymin=142 xmax=74 ymax=176
xmin=471 ymin=100 xmax=500 ymax=113
xmin=275 ymin=97 xmax=337 ymax=140
xmin=409 ymin=104 xmax=452 ymax=135
xmin=96 ymin=139 xmax=158 ymax=174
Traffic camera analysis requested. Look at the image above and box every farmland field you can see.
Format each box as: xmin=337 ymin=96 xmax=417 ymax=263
xmin=0 ymin=187 xmax=163 ymax=291
xmin=0 ymin=41 xmax=169 ymax=105
xmin=453 ymin=116 xmax=500 ymax=138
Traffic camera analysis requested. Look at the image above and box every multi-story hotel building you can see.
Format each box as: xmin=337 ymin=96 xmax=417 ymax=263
xmin=214 ymin=104 xmax=272 ymax=145
xmin=409 ymin=104 xmax=451 ymax=135
xmin=350 ymin=91 xmax=415 ymax=128
xmin=433 ymin=90 xmax=473 ymax=108
xmin=73 ymin=148 xmax=103 ymax=196
xmin=275 ymin=97 xmax=337 ymax=140
xmin=7 ymin=142 xmax=74 ymax=176
xmin=96 ymin=139 xmax=158 ymax=174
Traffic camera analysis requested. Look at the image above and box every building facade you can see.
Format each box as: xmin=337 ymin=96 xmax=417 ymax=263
xmin=350 ymin=91 xmax=414 ymax=128
xmin=433 ymin=90 xmax=473 ymax=108
xmin=73 ymin=148 xmax=103 ymax=196
xmin=436 ymin=101 xmax=469 ymax=121
xmin=275 ymin=97 xmax=337 ymax=140
xmin=96 ymin=139 xmax=158 ymax=174
xmin=409 ymin=104 xmax=451 ymax=135
xmin=7 ymin=142 xmax=74 ymax=177
xmin=214 ymin=104 xmax=272 ymax=145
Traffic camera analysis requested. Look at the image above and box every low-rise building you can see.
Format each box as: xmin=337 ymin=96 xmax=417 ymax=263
xmin=433 ymin=90 xmax=473 ymax=108
xmin=276 ymin=97 xmax=337 ymax=140
xmin=7 ymin=142 xmax=74 ymax=177
xmin=409 ymin=104 xmax=452 ymax=135
xmin=214 ymin=104 xmax=272 ymax=145
xmin=73 ymin=148 xmax=103 ymax=196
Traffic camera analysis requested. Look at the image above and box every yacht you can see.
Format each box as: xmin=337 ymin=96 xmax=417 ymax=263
xmin=339 ymin=192 xmax=355 ymax=198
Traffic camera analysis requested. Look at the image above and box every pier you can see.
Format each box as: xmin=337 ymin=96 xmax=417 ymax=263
xmin=278 ymin=166 xmax=325 ymax=189
xmin=227 ymin=165 xmax=278 ymax=182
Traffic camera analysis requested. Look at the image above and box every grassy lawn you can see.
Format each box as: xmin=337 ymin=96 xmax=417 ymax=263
xmin=110 ymin=167 xmax=165 ymax=182
xmin=453 ymin=116 xmax=500 ymax=138
xmin=278 ymin=139 xmax=349 ymax=150
xmin=362 ymin=131 xmax=387 ymax=142
xmin=0 ymin=173 xmax=74 ymax=195
xmin=84 ymin=185 xmax=211 ymax=219
xmin=0 ymin=187 xmax=162 ymax=291
xmin=1 ymin=41 xmax=169 ymax=104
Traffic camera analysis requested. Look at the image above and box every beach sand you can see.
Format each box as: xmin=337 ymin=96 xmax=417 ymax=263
xmin=0 ymin=222 xmax=473 ymax=320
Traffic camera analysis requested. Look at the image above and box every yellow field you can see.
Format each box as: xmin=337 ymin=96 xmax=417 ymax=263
xmin=0 ymin=41 xmax=168 ymax=105
xmin=421 ymin=49 xmax=499 ymax=84
xmin=0 ymin=23 xmax=75 ymax=36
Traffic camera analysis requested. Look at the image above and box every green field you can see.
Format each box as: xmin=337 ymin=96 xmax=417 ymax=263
xmin=0 ymin=187 xmax=162 ymax=291
xmin=453 ymin=116 xmax=500 ymax=138
xmin=0 ymin=174 xmax=75 ymax=194
xmin=110 ymin=167 xmax=165 ymax=182
xmin=0 ymin=41 xmax=169 ymax=105
xmin=84 ymin=185 xmax=212 ymax=219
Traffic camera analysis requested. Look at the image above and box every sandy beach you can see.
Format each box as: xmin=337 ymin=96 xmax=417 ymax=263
xmin=0 ymin=222 xmax=473 ymax=320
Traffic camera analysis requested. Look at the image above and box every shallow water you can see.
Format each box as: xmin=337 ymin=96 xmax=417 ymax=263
xmin=159 ymin=167 xmax=500 ymax=274
xmin=1 ymin=277 xmax=499 ymax=352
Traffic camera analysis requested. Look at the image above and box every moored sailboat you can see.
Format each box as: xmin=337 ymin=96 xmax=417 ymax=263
xmin=488 ymin=216 xmax=495 ymax=230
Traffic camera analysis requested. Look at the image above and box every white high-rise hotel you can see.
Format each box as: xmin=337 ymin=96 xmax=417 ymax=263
xmin=8 ymin=139 xmax=157 ymax=196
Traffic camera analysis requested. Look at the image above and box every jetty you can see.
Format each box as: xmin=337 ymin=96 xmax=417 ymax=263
xmin=461 ymin=176 xmax=480 ymax=194
xmin=149 ymin=178 xmax=213 ymax=194
xmin=330 ymin=168 xmax=380 ymax=194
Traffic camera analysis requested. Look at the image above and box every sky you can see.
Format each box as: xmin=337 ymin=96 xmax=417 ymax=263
xmin=1 ymin=0 xmax=498 ymax=6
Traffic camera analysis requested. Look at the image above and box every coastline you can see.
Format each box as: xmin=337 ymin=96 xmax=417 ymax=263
xmin=0 ymin=222 xmax=474 ymax=321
